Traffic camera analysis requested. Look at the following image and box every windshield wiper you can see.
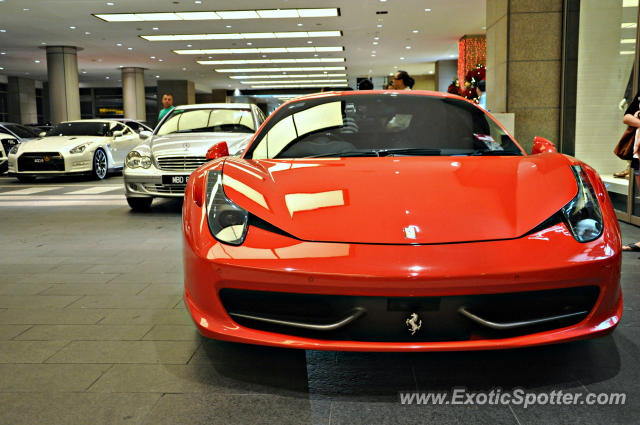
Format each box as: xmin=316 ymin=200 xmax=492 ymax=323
xmin=375 ymin=148 xmax=442 ymax=156
xmin=468 ymin=149 xmax=522 ymax=156
xmin=306 ymin=150 xmax=380 ymax=158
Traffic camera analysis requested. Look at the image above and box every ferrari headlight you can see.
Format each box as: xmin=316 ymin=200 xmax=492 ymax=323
xmin=561 ymin=165 xmax=603 ymax=243
xmin=205 ymin=170 xmax=249 ymax=245
xmin=9 ymin=145 xmax=19 ymax=155
xmin=70 ymin=144 xmax=88 ymax=154
xmin=125 ymin=150 xmax=152 ymax=169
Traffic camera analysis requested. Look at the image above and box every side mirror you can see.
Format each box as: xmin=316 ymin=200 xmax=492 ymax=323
xmin=139 ymin=130 xmax=152 ymax=140
xmin=39 ymin=132 xmax=46 ymax=137
xmin=112 ymin=130 xmax=124 ymax=138
xmin=206 ymin=141 xmax=230 ymax=160
xmin=531 ymin=136 xmax=557 ymax=155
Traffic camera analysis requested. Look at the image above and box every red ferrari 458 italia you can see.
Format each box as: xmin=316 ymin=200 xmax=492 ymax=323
xmin=182 ymin=91 xmax=622 ymax=351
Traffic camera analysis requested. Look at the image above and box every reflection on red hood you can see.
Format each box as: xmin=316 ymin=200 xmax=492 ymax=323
xmin=220 ymin=154 xmax=577 ymax=245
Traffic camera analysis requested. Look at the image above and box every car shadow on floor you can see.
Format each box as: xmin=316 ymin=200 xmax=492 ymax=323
xmin=179 ymin=332 xmax=625 ymax=401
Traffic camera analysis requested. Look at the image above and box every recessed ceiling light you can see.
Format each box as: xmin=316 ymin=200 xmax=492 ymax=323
xmin=377 ymin=24 xmax=382 ymax=28
xmin=412 ymin=30 xmax=419 ymax=33
xmin=155 ymin=75 xmax=160 ymax=78
xmin=405 ymin=46 xmax=411 ymax=49
xmin=429 ymin=71 xmax=434 ymax=74
xmin=174 ymin=46 xmax=343 ymax=54
xmin=262 ymin=54 xmax=267 ymax=58
xmin=307 ymin=40 xmax=313 ymax=44
xmin=82 ymin=71 xmax=87 ymax=74
xmin=186 ymin=44 xmax=192 ymax=47
xmin=229 ymin=73 xmax=346 ymax=79
xmin=215 ymin=66 xmax=346 ymax=73
xmin=0 ymin=67 xmax=4 ymax=70
xmin=69 ymin=26 xmax=76 ymax=30
xmin=0 ymin=52 xmax=5 ymax=55
xmin=297 ymin=23 xmax=303 ymax=27
xmin=34 ymin=60 xmax=40 ymax=63
xmin=373 ymin=41 xmax=378 ymax=45
xmin=182 ymin=67 xmax=187 ymax=70
xmin=116 ymin=43 xmax=122 ymax=46
xmin=23 ymin=8 xmax=29 ymax=11
xmin=425 ymin=8 xmax=432 ymax=12
xmin=158 ymin=58 xmax=163 ymax=61
xmin=107 ymin=2 xmax=115 ymax=5
xmin=371 ymin=54 xmax=376 ymax=57
xmin=41 ymin=42 xmax=46 ymax=45
xmin=198 ymin=58 xmax=345 ymax=65
xmin=127 ymin=47 xmax=133 ymax=50
xmin=141 ymin=30 xmax=341 ymax=41
xmin=400 ymin=57 xmax=405 ymax=60
xmin=85 ymin=31 xmax=91 ymax=35
xmin=105 ymin=76 xmax=110 ymax=79
xmin=150 ymin=56 xmax=155 ymax=59
xmin=226 ymin=25 xmax=232 ymax=28
xmin=95 ymin=8 xmax=339 ymax=22
xmin=195 ymin=0 xmax=202 ymax=3
xmin=0 ymin=30 xmax=6 ymax=33
xmin=247 ymin=42 xmax=253 ymax=45
xmin=152 ymin=27 xmax=159 ymax=30
xmin=374 ymin=36 xmax=379 ymax=40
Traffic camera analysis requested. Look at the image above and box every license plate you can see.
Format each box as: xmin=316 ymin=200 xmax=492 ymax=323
xmin=162 ymin=175 xmax=189 ymax=185
xmin=34 ymin=158 xmax=44 ymax=163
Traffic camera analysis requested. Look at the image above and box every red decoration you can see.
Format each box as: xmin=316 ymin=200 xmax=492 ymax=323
xmin=457 ymin=35 xmax=486 ymax=88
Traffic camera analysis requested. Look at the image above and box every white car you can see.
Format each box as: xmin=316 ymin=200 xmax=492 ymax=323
xmin=0 ymin=122 xmax=41 ymax=174
xmin=7 ymin=119 xmax=143 ymax=182
xmin=124 ymin=103 xmax=264 ymax=210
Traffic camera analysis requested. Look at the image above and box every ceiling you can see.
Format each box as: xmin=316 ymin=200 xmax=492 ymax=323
xmin=0 ymin=0 xmax=486 ymax=92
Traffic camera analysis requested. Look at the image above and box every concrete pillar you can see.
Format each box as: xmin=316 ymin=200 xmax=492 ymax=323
xmin=45 ymin=46 xmax=81 ymax=123
xmin=435 ymin=60 xmax=458 ymax=92
xmin=7 ymin=77 xmax=37 ymax=124
xmin=121 ymin=67 xmax=146 ymax=121
xmin=486 ymin=0 xmax=563 ymax=152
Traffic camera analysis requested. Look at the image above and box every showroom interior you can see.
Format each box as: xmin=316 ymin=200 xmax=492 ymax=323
xmin=0 ymin=0 xmax=640 ymax=424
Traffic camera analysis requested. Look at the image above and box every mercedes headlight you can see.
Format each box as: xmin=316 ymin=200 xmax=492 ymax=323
xmin=205 ymin=170 xmax=249 ymax=245
xmin=125 ymin=150 xmax=152 ymax=169
xmin=561 ymin=165 xmax=603 ymax=243
xmin=70 ymin=144 xmax=88 ymax=154
xmin=9 ymin=145 xmax=19 ymax=155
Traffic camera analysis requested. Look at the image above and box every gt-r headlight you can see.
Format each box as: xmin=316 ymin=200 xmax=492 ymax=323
xmin=70 ymin=144 xmax=88 ymax=154
xmin=561 ymin=165 xmax=603 ymax=243
xmin=205 ymin=170 xmax=249 ymax=245
xmin=9 ymin=145 xmax=19 ymax=155
xmin=125 ymin=150 xmax=152 ymax=169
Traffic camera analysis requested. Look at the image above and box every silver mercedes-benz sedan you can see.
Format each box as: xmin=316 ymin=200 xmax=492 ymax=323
xmin=123 ymin=103 xmax=265 ymax=211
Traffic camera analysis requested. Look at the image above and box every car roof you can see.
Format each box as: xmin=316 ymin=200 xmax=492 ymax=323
xmin=173 ymin=103 xmax=254 ymax=110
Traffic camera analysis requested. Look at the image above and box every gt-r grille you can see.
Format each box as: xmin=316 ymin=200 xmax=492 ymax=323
xmin=143 ymin=183 xmax=186 ymax=194
xmin=156 ymin=156 xmax=207 ymax=171
xmin=18 ymin=152 xmax=65 ymax=172
xmin=220 ymin=286 xmax=600 ymax=342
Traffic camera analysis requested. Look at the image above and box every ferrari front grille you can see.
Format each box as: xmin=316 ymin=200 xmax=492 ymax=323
xmin=220 ymin=286 xmax=600 ymax=342
xmin=155 ymin=155 xmax=207 ymax=171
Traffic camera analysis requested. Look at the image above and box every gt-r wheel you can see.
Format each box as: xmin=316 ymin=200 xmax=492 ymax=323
xmin=127 ymin=197 xmax=153 ymax=211
xmin=92 ymin=149 xmax=108 ymax=180
xmin=16 ymin=175 xmax=36 ymax=183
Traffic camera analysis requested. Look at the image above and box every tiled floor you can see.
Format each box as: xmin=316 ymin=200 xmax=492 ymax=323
xmin=0 ymin=175 xmax=639 ymax=424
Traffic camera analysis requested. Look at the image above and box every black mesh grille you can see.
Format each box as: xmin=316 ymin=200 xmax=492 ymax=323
xmin=219 ymin=286 xmax=600 ymax=342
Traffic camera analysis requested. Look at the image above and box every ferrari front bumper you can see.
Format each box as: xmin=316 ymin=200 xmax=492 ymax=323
xmin=183 ymin=220 xmax=622 ymax=352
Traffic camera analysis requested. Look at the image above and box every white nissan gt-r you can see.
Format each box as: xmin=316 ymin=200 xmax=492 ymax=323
xmin=7 ymin=119 xmax=143 ymax=182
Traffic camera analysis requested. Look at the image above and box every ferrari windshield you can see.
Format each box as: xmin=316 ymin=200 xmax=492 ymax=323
xmin=46 ymin=122 xmax=111 ymax=137
xmin=156 ymin=108 xmax=255 ymax=136
xmin=249 ymin=94 xmax=522 ymax=158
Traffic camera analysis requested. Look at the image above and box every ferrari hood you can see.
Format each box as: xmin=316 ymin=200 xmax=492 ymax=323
xmin=221 ymin=154 xmax=578 ymax=244
xmin=150 ymin=133 xmax=253 ymax=158
xmin=18 ymin=136 xmax=106 ymax=153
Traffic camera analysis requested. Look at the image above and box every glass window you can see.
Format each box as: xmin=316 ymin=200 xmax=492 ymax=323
xmin=573 ymin=0 xmax=638 ymax=213
xmin=46 ymin=122 xmax=110 ymax=137
xmin=3 ymin=124 xmax=40 ymax=139
xmin=156 ymin=108 xmax=255 ymax=136
xmin=249 ymin=94 xmax=520 ymax=159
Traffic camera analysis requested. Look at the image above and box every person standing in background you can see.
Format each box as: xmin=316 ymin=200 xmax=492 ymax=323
xmin=621 ymin=95 xmax=640 ymax=253
xmin=392 ymin=70 xmax=414 ymax=90
xmin=158 ymin=93 xmax=175 ymax=122
xmin=476 ymin=80 xmax=487 ymax=109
